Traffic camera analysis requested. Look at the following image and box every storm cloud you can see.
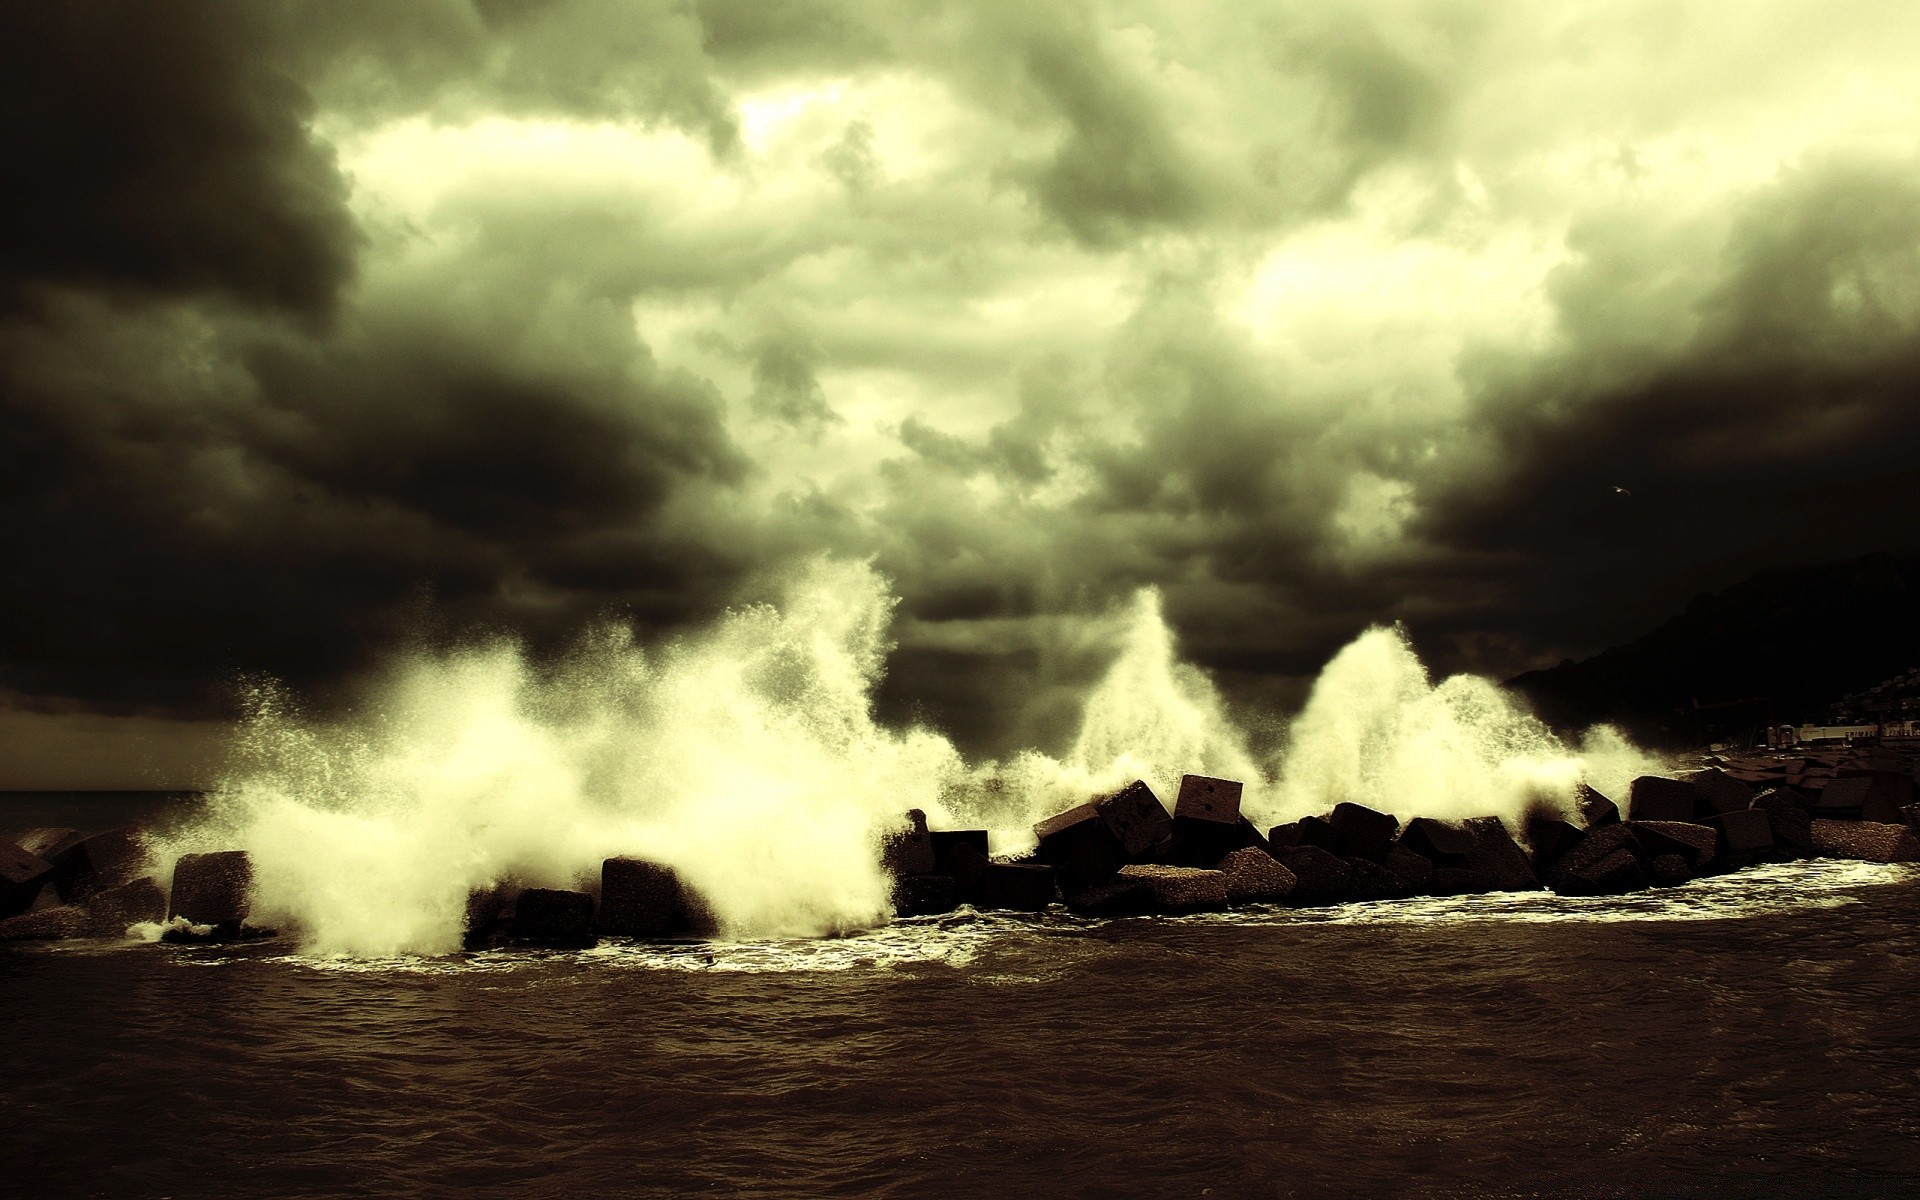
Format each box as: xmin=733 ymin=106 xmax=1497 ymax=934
xmin=3 ymin=1 xmax=1919 ymax=772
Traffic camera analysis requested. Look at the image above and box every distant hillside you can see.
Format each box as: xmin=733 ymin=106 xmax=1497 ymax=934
xmin=1507 ymin=552 xmax=1920 ymax=745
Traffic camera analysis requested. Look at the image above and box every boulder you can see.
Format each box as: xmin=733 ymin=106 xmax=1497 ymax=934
xmin=1689 ymin=770 xmax=1755 ymax=816
xmin=1628 ymin=777 xmax=1700 ymax=823
xmin=1274 ymin=845 xmax=1353 ymax=904
xmin=891 ymin=874 xmax=960 ymax=918
xmin=80 ymin=876 xmax=167 ymax=934
xmin=1577 ymin=785 xmax=1622 ymax=827
xmin=1814 ymin=777 xmax=1872 ymax=820
xmin=1707 ymin=809 xmax=1774 ymax=854
xmin=168 ymin=851 xmax=253 ymax=930
xmin=882 ymin=809 xmax=937 ymax=877
xmin=1115 ymin=864 xmax=1229 ymax=914
xmin=0 ymin=906 xmax=84 ymax=941
xmin=599 ymin=858 xmax=703 ymax=938
xmin=1091 ymin=780 xmax=1173 ymax=859
xmin=1329 ymin=803 xmax=1399 ymax=862
xmin=1 ymin=840 xmax=55 ymax=917
xmin=1629 ymin=821 xmax=1718 ymax=870
xmin=977 ymin=862 xmax=1057 ymax=912
xmin=1647 ymin=853 xmax=1691 ymax=887
xmin=1810 ymin=819 xmax=1920 ymax=863
xmin=1065 ymin=875 xmax=1159 ymax=917
xmin=1557 ymin=847 xmax=1649 ymax=896
xmin=1217 ymin=847 xmax=1297 ymax=904
xmin=1751 ymin=787 xmax=1814 ymax=853
xmin=509 ymin=888 xmax=596 ymax=948
xmin=1523 ymin=817 xmax=1584 ymax=874
xmin=28 ymin=827 xmax=147 ymax=901
xmin=1345 ymin=856 xmax=1401 ymax=900
xmin=1461 ymin=818 xmax=1541 ymax=891
xmin=1382 ymin=845 xmax=1434 ymax=895
xmin=1032 ymin=803 xmax=1126 ymax=894
xmin=1397 ymin=818 xmax=1474 ymax=865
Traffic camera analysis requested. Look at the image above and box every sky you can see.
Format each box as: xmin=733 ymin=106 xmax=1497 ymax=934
xmin=4 ymin=0 xmax=1920 ymax=788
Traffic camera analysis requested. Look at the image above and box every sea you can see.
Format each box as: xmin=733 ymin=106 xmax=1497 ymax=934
xmin=7 ymin=794 xmax=1920 ymax=1199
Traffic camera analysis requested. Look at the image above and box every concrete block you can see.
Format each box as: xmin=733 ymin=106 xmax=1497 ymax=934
xmin=1751 ymin=787 xmax=1814 ymax=852
xmin=80 ymin=877 xmax=166 ymax=935
xmin=929 ymin=830 xmax=990 ymax=875
xmin=1217 ymin=846 xmax=1297 ymax=904
xmin=1274 ymin=845 xmax=1353 ymax=904
xmin=1429 ymin=867 xmax=1494 ymax=895
xmin=1462 ymin=817 xmax=1541 ymax=891
xmin=1032 ymin=803 xmax=1126 ymax=894
xmin=0 ymin=906 xmax=84 ymax=941
xmin=1547 ymin=824 xmax=1636 ymax=894
xmin=978 ymin=862 xmax=1057 ymax=911
xmin=1647 ymin=853 xmax=1691 ymax=887
xmin=1524 ymin=817 xmax=1584 ymax=872
xmin=1329 ymin=803 xmax=1399 ymax=862
xmin=463 ymin=883 xmax=516 ymax=948
xmin=1345 ymin=856 xmax=1401 ymax=900
xmin=1577 ymin=785 xmax=1622 ymax=827
xmin=882 ymin=809 xmax=937 ymax=877
xmin=168 ymin=851 xmax=253 ymax=929
xmin=1814 ymin=777 xmax=1871 ymax=819
xmin=1173 ymin=775 xmax=1243 ymax=827
xmin=1092 ymin=780 xmax=1173 ymax=859
xmin=1065 ymin=875 xmax=1159 ymax=917
xmin=598 ymin=857 xmax=698 ymax=938
xmin=0 ymin=840 xmax=55 ymax=918
xmin=1810 ymin=819 xmax=1920 ymax=862
xmin=1555 ymin=847 xmax=1648 ymax=896
xmin=891 ymin=874 xmax=960 ymax=918
xmin=1397 ymin=818 xmax=1474 ymax=864
xmin=1708 ymin=809 xmax=1773 ymax=854
xmin=1383 ymin=845 xmax=1434 ymax=895
xmin=1689 ymin=769 xmax=1755 ymax=816
xmin=38 ymin=828 xmax=148 ymax=902
xmin=1628 ymin=777 xmax=1700 ymax=823
xmin=1628 ymin=821 xmax=1717 ymax=870
xmin=1115 ymin=864 xmax=1229 ymax=914
xmin=510 ymin=888 xmax=597 ymax=948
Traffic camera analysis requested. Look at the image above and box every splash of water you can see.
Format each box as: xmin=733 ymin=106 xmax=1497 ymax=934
xmin=161 ymin=563 xmax=1655 ymax=956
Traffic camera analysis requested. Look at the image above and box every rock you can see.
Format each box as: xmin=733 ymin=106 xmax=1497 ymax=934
xmin=1274 ymin=845 xmax=1353 ymax=904
xmin=1577 ymin=785 xmax=1622 ymax=827
xmin=509 ymin=888 xmax=596 ymax=948
xmin=1 ymin=840 xmax=55 ymax=917
xmin=1329 ymin=803 xmax=1399 ymax=862
xmin=168 ymin=851 xmax=253 ymax=930
xmin=1628 ymin=776 xmax=1700 ymax=823
xmin=1810 ymin=819 xmax=1920 ymax=862
xmin=1345 ymin=856 xmax=1401 ymax=900
xmin=1397 ymin=818 xmax=1475 ymax=865
xmin=1114 ymin=865 xmax=1229 ymax=914
xmin=1091 ymin=780 xmax=1173 ymax=859
xmin=1708 ymin=809 xmax=1774 ymax=854
xmin=1032 ymin=803 xmax=1126 ymax=894
xmin=1751 ymin=787 xmax=1814 ymax=852
xmin=0 ymin=906 xmax=84 ymax=941
xmin=891 ymin=874 xmax=960 ymax=918
xmin=1065 ymin=875 xmax=1159 ymax=917
xmin=1461 ymin=818 xmax=1541 ymax=891
xmin=599 ymin=858 xmax=708 ymax=938
xmin=1628 ymin=821 xmax=1718 ymax=870
xmin=882 ymin=810 xmax=937 ymax=877
xmin=1689 ymin=769 xmax=1755 ymax=816
xmin=80 ymin=876 xmax=166 ymax=934
xmin=929 ymin=830 xmax=990 ymax=875
xmin=977 ymin=862 xmax=1057 ymax=912
xmin=1383 ymin=845 xmax=1434 ymax=895
xmin=1217 ymin=847 xmax=1297 ymax=904
xmin=1647 ymin=853 xmax=1691 ymax=887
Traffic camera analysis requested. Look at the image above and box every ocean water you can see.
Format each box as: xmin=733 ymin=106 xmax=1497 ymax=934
xmin=8 ymin=859 xmax=1920 ymax=1200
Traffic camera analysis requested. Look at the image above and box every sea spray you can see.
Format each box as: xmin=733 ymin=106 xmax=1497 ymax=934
xmin=159 ymin=562 xmax=1660 ymax=956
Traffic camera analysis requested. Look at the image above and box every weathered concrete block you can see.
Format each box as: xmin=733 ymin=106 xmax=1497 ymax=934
xmin=1398 ymin=818 xmax=1474 ymax=865
xmin=0 ymin=906 xmax=84 ymax=941
xmin=1647 ymin=853 xmax=1691 ymax=887
xmin=1751 ymin=787 xmax=1814 ymax=852
xmin=1345 ymin=856 xmax=1401 ymax=900
xmin=1547 ymin=824 xmax=1638 ymax=894
xmin=1810 ymin=819 xmax=1920 ymax=863
xmin=1462 ymin=818 xmax=1541 ymax=891
xmin=1429 ymin=866 xmax=1493 ymax=895
xmin=463 ymin=883 xmax=516 ymax=948
xmin=978 ymin=862 xmax=1057 ymax=911
xmin=1708 ymin=809 xmax=1774 ymax=854
xmin=1329 ymin=803 xmax=1398 ymax=862
xmin=1217 ymin=846 xmax=1297 ymax=904
xmin=1065 ymin=875 xmax=1159 ymax=917
xmin=891 ymin=874 xmax=960 ymax=918
xmin=1383 ymin=845 xmax=1434 ymax=895
xmin=1116 ymin=864 xmax=1229 ymax=914
xmin=1033 ymin=803 xmax=1126 ymax=894
xmin=1814 ymin=777 xmax=1872 ymax=820
xmin=1275 ymin=845 xmax=1353 ymax=904
xmin=1524 ymin=817 xmax=1584 ymax=873
xmin=1689 ymin=769 xmax=1755 ymax=816
xmin=168 ymin=851 xmax=253 ymax=929
xmin=1174 ymin=775 xmax=1243 ymax=826
xmin=510 ymin=888 xmax=596 ymax=948
xmin=80 ymin=876 xmax=166 ymax=935
xmin=1557 ymin=847 xmax=1648 ymax=896
xmin=1 ymin=840 xmax=55 ymax=918
xmin=598 ymin=858 xmax=699 ymax=938
xmin=882 ymin=809 xmax=937 ymax=877
xmin=929 ymin=830 xmax=990 ymax=875
xmin=1577 ymin=785 xmax=1622 ymax=828
xmin=1092 ymin=780 xmax=1173 ymax=859
xmin=1628 ymin=777 xmax=1700 ymax=823
xmin=1628 ymin=821 xmax=1717 ymax=870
